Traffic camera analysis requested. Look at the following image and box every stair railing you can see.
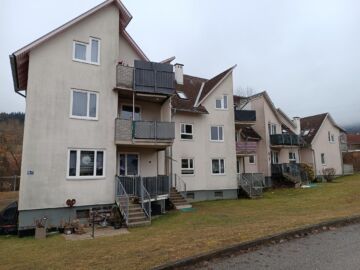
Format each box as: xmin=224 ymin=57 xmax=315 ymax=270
xmin=140 ymin=180 xmax=151 ymax=222
xmin=115 ymin=176 xmax=129 ymax=226
xmin=173 ymin=174 xmax=187 ymax=196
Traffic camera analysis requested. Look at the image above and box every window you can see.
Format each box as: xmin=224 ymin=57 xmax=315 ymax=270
xmin=120 ymin=105 xmax=141 ymax=120
xmin=249 ymin=155 xmax=255 ymax=164
xmin=181 ymin=124 xmax=193 ymax=140
xmin=73 ymin=37 xmax=100 ymax=64
xmin=212 ymin=159 xmax=225 ymax=175
xmin=210 ymin=126 xmax=224 ymax=141
xmin=68 ymin=149 xmax=105 ymax=178
xmin=181 ymin=158 xmax=194 ymax=175
xmin=328 ymin=132 xmax=335 ymax=143
xmin=214 ymin=191 xmax=223 ymax=198
xmin=215 ymin=95 xmax=228 ymax=109
xmin=177 ymin=91 xmax=187 ymax=99
xmin=271 ymin=151 xmax=279 ymax=164
xmin=186 ymin=192 xmax=195 ymax=199
xmin=119 ymin=153 xmax=139 ymax=176
xmin=268 ymin=123 xmax=277 ymax=135
xmin=321 ymin=153 xmax=326 ymax=165
xmin=71 ymin=90 xmax=98 ymax=120
xmin=289 ymin=152 xmax=296 ymax=163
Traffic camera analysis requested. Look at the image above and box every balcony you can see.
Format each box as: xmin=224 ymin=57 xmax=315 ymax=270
xmin=236 ymin=141 xmax=257 ymax=155
xmin=234 ymin=110 xmax=256 ymax=125
xmin=116 ymin=60 xmax=175 ymax=96
xmin=270 ymin=134 xmax=301 ymax=147
xmin=115 ymin=118 xmax=175 ymax=147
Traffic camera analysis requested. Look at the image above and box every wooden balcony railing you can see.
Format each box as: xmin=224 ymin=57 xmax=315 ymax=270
xmin=236 ymin=141 xmax=257 ymax=155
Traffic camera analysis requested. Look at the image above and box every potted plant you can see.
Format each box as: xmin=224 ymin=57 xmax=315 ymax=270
xmin=63 ymin=198 xmax=76 ymax=235
xmin=34 ymin=217 xmax=47 ymax=239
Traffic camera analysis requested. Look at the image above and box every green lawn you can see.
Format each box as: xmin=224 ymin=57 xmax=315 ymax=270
xmin=1 ymin=175 xmax=360 ymax=270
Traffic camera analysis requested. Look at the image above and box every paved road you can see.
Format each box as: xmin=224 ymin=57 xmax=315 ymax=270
xmin=196 ymin=223 xmax=360 ymax=270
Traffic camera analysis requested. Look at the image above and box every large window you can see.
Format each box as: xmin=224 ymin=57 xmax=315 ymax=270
xmin=215 ymin=95 xmax=228 ymax=109
xmin=71 ymin=89 xmax=98 ymax=120
xmin=180 ymin=124 xmax=193 ymax=140
xmin=268 ymin=123 xmax=277 ymax=135
xmin=181 ymin=158 xmax=194 ymax=175
xmin=271 ymin=151 xmax=279 ymax=164
xmin=119 ymin=153 xmax=139 ymax=176
xmin=120 ymin=105 xmax=141 ymax=120
xmin=328 ymin=131 xmax=335 ymax=143
xmin=210 ymin=126 xmax=224 ymax=141
xmin=68 ymin=149 xmax=105 ymax=178
xmin=73 ymin=37 xmax=100 ymax=65
xmin=212 ymin=158 xmax=225 ymax=175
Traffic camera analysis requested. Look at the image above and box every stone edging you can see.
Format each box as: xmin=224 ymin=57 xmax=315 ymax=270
xmin=152 ymin=215 xmax=360 ymax=270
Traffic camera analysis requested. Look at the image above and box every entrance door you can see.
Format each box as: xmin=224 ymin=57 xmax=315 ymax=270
xmin=236 ymin=158 xmax=242 ymax=174
xmin=119 ymin=153 xmax=139 ymax=176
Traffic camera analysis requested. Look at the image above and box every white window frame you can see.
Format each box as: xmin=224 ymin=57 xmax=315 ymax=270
xmin=271 ymin=151 xmax=279 ymax=164
xmin=328 ymin=131 xmax=335 ymax=143
xmin=248 ymin=155 xmax=256 ymax=164
xmin=118 ymin=152 xmax=140 ymax=176
xmin=321 ymin=153 xmax=326 ymax=165
xmin=180 ymin=123 xmax=193 ymax=140
xmin=67 ymin=149 xmax=106 ymax=179
xmin=269 ymin=123 xmax=277 ymax=135
xmin=210 ymin=125 xmax=224 ymax=142
xmin=211 ymin=158 xmax=225 ymax=175
xmin=215 ymin=95 xmax=228 ymax=110
xmin=289 ymin=152 xmax=296 ymax=162
xmin=73 ymin=37 xmax=101 ymax=65
xmin=70 ymin=89 xmax=99 ymax=120
xmin=181 ymin=158 xmax=195 ymax=175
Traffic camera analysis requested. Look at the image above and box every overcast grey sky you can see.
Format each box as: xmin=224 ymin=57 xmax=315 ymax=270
xmin=1 ymin=0 xmax=360 ymax=125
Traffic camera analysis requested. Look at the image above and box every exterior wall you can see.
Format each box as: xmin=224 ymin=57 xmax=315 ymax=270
xmin=172 ymin=74 xmax=237 ymax=196
xmin=20 ymin=4 xmax=141 ymax=215
xmin=278 ymin=148 xmax=300 ymax=164
xmin=237 ymin=156 xmax=258 ymax=173
xmin=311 ymin=117 xmax=343 ymax=176
xmin=118 ymin=98 xmax=161 ymax=121
xmin=299 ymin=148 xmax=314 ymax=166
xmin=185 ymin=189 xmax=238 ymax=202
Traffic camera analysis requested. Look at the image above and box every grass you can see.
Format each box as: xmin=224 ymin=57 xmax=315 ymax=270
xmin=1 ymin=175 xmax=360 ymax=270
xmin=0 ymin=191 xmax=18 ymax=210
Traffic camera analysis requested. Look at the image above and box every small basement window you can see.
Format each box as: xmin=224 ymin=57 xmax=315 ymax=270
xmin=76 ymin=209 xmax=90 ymax=219
xmin=214 ymin=191 xmax=223 ymax=198
xmin=177 ymin=91 xmax=187 ymax=99
xmin=186 ymin=192 xmax=195 ymax=199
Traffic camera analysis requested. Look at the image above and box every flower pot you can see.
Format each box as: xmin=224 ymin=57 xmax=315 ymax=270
xmin=35 ymin=227 xmax=46 ymax=239
xmin=64 ymin=228 xmax=73 ymax=235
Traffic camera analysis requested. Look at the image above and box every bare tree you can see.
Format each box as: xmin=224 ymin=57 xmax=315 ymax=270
xmin=235 ymin=86 xmax=256 ymax=97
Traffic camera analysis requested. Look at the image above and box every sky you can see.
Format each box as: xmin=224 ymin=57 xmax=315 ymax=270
xmin=1 ymin=0 xmax=360 ymax=126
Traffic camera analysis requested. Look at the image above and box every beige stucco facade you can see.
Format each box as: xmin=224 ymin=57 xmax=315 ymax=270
xmin=171 ymin=74 xmax=238 ymax=196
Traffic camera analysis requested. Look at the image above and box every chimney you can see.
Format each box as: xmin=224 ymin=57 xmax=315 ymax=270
xmin=292 ymin=117 xmax=301 ymax=135
xmin=174 ymin=63 xmax=184 ymax=85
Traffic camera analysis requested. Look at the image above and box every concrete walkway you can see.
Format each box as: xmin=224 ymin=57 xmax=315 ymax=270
xmin=196 ymin=223 xmax=360 ymax=270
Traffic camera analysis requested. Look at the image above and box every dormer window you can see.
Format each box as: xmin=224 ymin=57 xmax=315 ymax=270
xmin=177 ymin=91 xmax=187 ymax=99
xmin=73 ymin=37 xmax=100 ymax=65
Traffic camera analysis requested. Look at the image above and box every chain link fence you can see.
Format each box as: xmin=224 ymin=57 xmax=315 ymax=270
xmin=0 ymin=176 xmax=20 ymax=192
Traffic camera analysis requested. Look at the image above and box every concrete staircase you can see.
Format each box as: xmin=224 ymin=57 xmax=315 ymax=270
xmin=127 ymin=202 xmax=151 ymax=227
xmin=169 ymin=188 xmax=192 ymax=209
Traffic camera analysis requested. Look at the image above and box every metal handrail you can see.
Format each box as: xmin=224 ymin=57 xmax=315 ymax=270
xmin=173 ymin=174 xmax=187 ymax=194
xmin=115 ymin=176 xmax=129 ymax=225
xmin=141 ymin=182 xmax=151 ymax=221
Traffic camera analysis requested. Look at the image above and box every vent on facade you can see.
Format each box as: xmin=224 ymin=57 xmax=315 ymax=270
xmin=214 ymin=191 xmax=223 ymax=198
xmin=186 ymin=192 xmax=195 ymax=199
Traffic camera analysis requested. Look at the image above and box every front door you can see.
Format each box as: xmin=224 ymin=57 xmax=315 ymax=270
xmin=119 ymin=153 xmax=139 ymax=176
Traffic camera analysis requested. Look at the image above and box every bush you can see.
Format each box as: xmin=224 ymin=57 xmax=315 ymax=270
xmin=322 ymin=168 xmax=336 ymax=182
xmin=300 ymin=163 xmax=315 ymax=182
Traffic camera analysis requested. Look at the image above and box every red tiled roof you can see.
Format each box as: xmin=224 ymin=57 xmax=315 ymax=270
xmin=300 ymin=113 xmax=328 ymax=144
xmin=347 ymin=134 xmax=360 ymax=145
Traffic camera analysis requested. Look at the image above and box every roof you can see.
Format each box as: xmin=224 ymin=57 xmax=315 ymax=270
xmin=233 ymin=95 xmax=248 ymax=104
xmin=347 ymin=134 xmax=360 ymax=145
xmin=172 ymin=66 xmax=235 ymax=114
xmin=300 ymin=113 xmax=328 ymax=144
xmin=10 ymin=0 xmax=148 ymax=94
xmin=240 ymin=127 xmax=261 ymax=141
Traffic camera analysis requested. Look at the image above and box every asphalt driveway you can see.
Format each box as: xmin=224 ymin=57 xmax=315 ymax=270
xmin=196 ymin=223 xmax=360 ymax=270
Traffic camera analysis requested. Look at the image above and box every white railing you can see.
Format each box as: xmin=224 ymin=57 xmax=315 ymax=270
xmin=173 ymin=174 xmax=187 ymax=194
xmin=115 ymin=176 xmax=130 ymax=225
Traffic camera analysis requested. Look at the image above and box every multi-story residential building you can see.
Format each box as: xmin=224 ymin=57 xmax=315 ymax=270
xmin=300 ymin=113 xmax=345 ymax=177
xmin=234 ymin=92 xmax=303 ymax=186
xmin=170 ymin=65 xmax=238 ymax=201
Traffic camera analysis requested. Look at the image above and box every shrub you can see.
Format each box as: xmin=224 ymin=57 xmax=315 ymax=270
xmin=300 ymin=163 xmax=315 ymax=182
xmin=322 ymin=168 xmax=336 ymax=182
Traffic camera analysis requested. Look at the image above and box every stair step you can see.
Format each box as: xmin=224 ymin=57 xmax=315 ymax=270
xmin=129 ymin=212 xmax=145 ymax=217
xmin=128 ymin=220 xmax=151 ymax=227
xmin=129 ymin=216 xmax=147 ymax=222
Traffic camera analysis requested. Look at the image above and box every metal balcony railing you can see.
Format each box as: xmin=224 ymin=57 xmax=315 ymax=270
xmin=115 ymin=118 xmax=175 ymax=141
xmin=270 ymin=134 xmax=301 ymax=146
xmin=234 ymin=110 xmax=256 ymax=122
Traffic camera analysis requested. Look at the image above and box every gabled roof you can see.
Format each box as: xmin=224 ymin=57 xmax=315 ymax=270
xmin=172 ymin=66 xmax=236 ymax=114
xmin=10 ymin=0 xmax=148 ymax=94
xmin=300 ymin=113 xmax=345 ymax=144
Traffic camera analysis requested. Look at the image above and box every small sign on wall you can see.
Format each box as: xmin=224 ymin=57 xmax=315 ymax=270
xmin=27 ymin=170 xmax=34 ymax=175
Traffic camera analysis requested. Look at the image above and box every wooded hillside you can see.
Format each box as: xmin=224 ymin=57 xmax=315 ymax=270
xmin=0 ymin=112 xmax=24 ymax=176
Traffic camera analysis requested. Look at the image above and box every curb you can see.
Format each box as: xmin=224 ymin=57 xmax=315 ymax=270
xmin=152 ymin=215 xmax=360 ymax=270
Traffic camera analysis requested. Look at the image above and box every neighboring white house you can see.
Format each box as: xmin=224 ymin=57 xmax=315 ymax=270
xmin=170 ymin=64 xmax=238 ymax=201
xmin=300 ymin=113 xmax=344 ymax=177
